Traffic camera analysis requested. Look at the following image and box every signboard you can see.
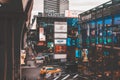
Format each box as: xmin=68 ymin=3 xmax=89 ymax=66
xmin=114 ymin=15 xmax=120 ymax=25
xmin=47 ymin=42 xmax=54 ymax=52
xmin=54 ymin=54 xmax=67 ymax=59
xmin=82 ymin=49 xmax=88 ymax=62
xmin=54 ymin=33 xmax=67 ymax=38
xmin=37 ymin=41 xmax=46 ymax=46
xmin=61 ymin=58 xmax=67 ymax=62
xmin=55 ymin=45 xmax=67 ymax=53
xmin=54 ymin=22 xmax=67 ymax=32
xmin=20 ymin=50 xmax=26 ymax=65
xmin=90 ymin=21 xmax=95 ymax=28
xmin=97 ymin=19 xmax=103 ymax=25
xmin=39 ymin=34 xmax=46 ymax=41
xmin=105 ymin=17 xmax=112 ymax=25
xmin=75 ymin=49 xmax=81 ymax=58
xmin=65 ymin=10 xmax=83 ymax=17
xmin=39 ymin=28 xmax=44 ymax=34
xmin=39 ymin=28 xmax=46 ymax=41
xmin=44 ymin=9 xmax=55 ymax=13
xmin=47 ymin=42 xmax=54 ymax=48
xmin=66 ymin=38 xmax=71 ymax=46
xmin=54 ymin=39 xmax=66 ymax=44
xmin=44 ymin=13 xmax=64 ymax=17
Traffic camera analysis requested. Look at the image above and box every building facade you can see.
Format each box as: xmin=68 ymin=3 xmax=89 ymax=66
xmin=78 ymin=0 xmax=120 ymax=78
xmin=59 ymin=0 xmax=69 ymax=14
xmin=44 ymin=0 xmax=69 ymax=14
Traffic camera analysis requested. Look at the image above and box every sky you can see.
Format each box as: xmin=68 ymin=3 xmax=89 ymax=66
xmin=69 ymin=0 xmax=110 ymax=11
xmin=31 ymin=0 xmax=110 ymax=19
xmin=32 ymin=0 xmax=110 ymax=13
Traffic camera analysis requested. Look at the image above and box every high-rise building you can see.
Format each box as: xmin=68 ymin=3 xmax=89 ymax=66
xmin=59 ymin=0 xmax=69 ymax=14
xmin=44 ymin=0 xmax=69 ymax=14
